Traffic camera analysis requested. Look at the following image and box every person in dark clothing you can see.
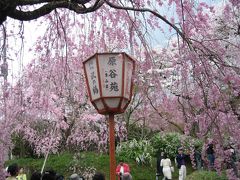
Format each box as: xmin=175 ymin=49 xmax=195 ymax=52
xmin=56 ymin=174 xmax=65 ymax=180
xmin=224 ymin=145 xmax=238 ymax=178
xmin=6 ymin=163 xmax=19 ymax=179
xmin=115 ymin=135 xmax=120 ymax=149
xmin=206 ymin=143 xmax=215 ymax=170
xmin=176 ymin=147 xmax=187 ymax=180
xmin=30 ymin=172 xmax=42 ymax=180
xmin=31 ymin=171 xmax=64 ymax=180
xmin=92 ymin=172 xmax=105 ymax=180
xmin=42 ymin=169 xmax=57 ymax=180
xmin=156 ymin=152 xmax=164 ymax=180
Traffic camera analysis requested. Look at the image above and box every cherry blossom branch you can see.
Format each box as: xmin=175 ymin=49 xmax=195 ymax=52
xmin=189 ymin=38 xmax=240 ymax=74
xmin=104 ymin=0 xmax=192 ymax=47
xmin=180 ymin=0 xmax=185 ymax=34
xmin=146 ymin=88 xmax=184 ymax=133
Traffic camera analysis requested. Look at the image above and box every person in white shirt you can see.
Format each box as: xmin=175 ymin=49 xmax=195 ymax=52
xmin=160 ymin=154 xmax=172 ymax=180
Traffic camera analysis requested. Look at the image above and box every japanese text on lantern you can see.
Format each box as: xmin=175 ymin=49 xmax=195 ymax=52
xmin=104 ymin=56 xmax=119 ymax=93
xmin=125 ymin=61 xmax=133 ymax=98
xmin=88 ymin=60 xmax=99 ymax=95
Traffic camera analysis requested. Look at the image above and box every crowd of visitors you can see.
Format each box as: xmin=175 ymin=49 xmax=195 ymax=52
xmin=4 ymin=161 xmax=131 ymax=180
xmin=156 ymin=142 xmax=239 ymax=180
xmin=4 ymin=161 xmax=132 ymax=180
xmin=4 ymin=164 xmax=105 ymax=180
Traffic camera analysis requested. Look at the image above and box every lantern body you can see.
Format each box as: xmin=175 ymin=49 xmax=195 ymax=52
xmin=83 ymin=52 xmax=135 ymax=115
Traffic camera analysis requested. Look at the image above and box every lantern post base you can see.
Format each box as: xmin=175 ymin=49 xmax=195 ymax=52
xmin=109 ymin=114 xmax=116 ymax=180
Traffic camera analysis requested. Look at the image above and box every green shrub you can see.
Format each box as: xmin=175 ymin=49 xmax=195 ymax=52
xmin=151 ymin=132 xmax=181 ymax=159
xmin=11 ymin=134 xmax=36 ymax=158
xmin=116 ymin=139 xmax=153 ymax=165
xmin=151 ymin=132 xmax=203 ymax=159
xmin=180 ymin=135 xmax=203 ymax=151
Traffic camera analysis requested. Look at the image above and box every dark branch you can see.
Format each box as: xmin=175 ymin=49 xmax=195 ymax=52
xmin=1 ymin=0 xmax=104 ymax=23
xmin=17 ymin=0 xmax=92 ymax=6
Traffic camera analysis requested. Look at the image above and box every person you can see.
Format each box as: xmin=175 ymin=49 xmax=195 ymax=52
xmin=194 ymin=147 xmax=202 ymax=170
xmin=30 ymin=172 xmax=41 ymax=180
xmin=225 ymin=145 xmax=238 ymax=177
xmin=160 ymin=153 xmax=173 ymax=180
xmin=16 ymin=167 xmax=27 ymax=180
xmin=92 ymin=172 xmax=105 ymax=180
xmin=56 ymin=174 xmax=65 ymax=180
xmin=121 ymin=173 xmax=132 ymax=180
xmin=206 ymin=143 xmax=215 ymax=170
xmin=4 ymin=167 xmax=9 ymax=178
xmin=116 ymin=161 xmax=132 ymax=180
xmin=42 ymin=169 xmax=57 ymax=180
xmin=6 ymin=163 xmax=19 ymax=180
xmin=156 ymin=152 xmax=164 ymax=180
xmin=176 ymin=147 xmax=187 ymax=180
xmin=115 ymin=135 xmax=120 ymax=149
xmin=69 ymin=173 xmax=85 ymax=180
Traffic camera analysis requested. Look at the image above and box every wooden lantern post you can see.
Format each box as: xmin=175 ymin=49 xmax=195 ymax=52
xmin=83 ymin=52 xmax=135 ymax=180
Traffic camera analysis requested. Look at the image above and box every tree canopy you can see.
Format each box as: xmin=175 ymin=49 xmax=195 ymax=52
xmin=0 ymin=0 xmax=240 ymax=179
